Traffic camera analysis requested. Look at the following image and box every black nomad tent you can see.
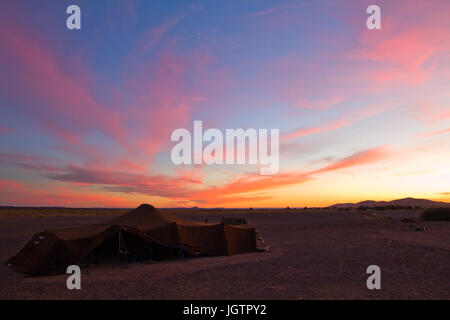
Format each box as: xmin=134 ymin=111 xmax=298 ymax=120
xmin=7 ymin=204 xmax=258 ymax=276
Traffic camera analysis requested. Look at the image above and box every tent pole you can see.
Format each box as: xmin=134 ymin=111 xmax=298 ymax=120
xmin=117 ymin=228 xmax=122 ymax=261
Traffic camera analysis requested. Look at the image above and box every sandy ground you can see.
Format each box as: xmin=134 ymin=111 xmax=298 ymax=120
xmin=0 ymin=209 xmax=448 ymax=300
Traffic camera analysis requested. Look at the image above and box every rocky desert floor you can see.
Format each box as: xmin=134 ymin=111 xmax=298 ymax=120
xmin=0 ymin=208 xmax=448 ymax=299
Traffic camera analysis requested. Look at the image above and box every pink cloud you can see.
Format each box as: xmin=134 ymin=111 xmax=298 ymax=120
xmin=353 ymin=29 xmax=444 ymax=68
xmin=282 ymin=120 xmax=348 ymax=141
xmin=0 ymin=151 xmax=200 ymax=201
xmin=282 ymin=101 xmax=392 ymax=144
xmin=139 ymin=16 xmax=183 ymax=52
xmin=420 ymin=127 xmax=450 ymax=138
xmin=290 ymin=97 xmax=345 ymax=111
xmin=347 ymin=1 xmax=450 ymax=90
xmin=45 ymin=165 xmax=201 ymax=198
xmin=0 ymin=26 xmax=126 ymax=147
xmin=0 ymin=126 xmax=13 ymax=134
xmin=120 ymin=45 xmax=235 ymax=163
xmin=0 ymin=179 xmax=26 ymax=191
xmin=417 ymin=104 xmax=450 ymax=125
xmin=0 ymin=179 xmax=135 ymax=208
xmin=0 ymin=153 xmax=59 ymax=172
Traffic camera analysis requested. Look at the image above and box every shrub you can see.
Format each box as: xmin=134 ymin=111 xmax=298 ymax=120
xmin=420 ymin=208 xmax=450 ymax=221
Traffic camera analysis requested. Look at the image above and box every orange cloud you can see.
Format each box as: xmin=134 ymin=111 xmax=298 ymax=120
xmin=311 ymin=146 xmax=390 ymax=175
xmin=189 ymin=146 xmax=391 ymax=205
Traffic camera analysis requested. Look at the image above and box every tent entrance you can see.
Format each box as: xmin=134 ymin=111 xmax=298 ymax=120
xmin=83 ymin=228 xmax=169 ymax=264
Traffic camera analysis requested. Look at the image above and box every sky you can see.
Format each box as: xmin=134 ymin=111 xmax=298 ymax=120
xmin=0 ymin=0 xmax=449 ymax=208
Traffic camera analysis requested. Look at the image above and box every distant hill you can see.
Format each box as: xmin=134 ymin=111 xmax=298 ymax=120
xmin=329 ymin=197 xmax=450 ymax=209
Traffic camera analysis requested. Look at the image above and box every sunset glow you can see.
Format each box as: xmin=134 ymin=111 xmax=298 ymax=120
xmin=0 ymin=0 xmax=449 ymax=208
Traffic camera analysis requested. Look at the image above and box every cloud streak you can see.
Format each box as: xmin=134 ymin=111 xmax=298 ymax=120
xmin=188 ymin=146 xmax=391 ymax=205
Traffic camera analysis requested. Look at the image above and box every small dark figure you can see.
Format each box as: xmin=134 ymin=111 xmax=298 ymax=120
xmin=204 ymin=218 xmax=208 ymax=223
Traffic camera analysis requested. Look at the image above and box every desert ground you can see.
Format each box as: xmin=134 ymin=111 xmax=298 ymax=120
xmin=0 ymin=207 xmax=448 ymax=299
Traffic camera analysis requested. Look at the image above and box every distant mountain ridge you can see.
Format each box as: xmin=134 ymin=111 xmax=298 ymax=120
xmin=329 ymin=197 xmax=450 ymax=208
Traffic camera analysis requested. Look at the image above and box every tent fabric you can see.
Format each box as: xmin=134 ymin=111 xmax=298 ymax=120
xmin=224 ymin=224 xmax=257 ymax=255
xmin=7 ymin=204 xmax=257 ymax=276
